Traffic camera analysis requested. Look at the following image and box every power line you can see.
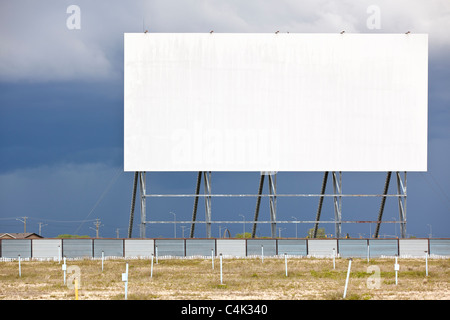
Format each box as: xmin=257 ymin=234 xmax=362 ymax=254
xmin=16 ymin=216 xmax=28 ymax=233
xmin=27 ymin=217 xmax=98 ymax=223
xmin=420 ymin=172 xmax=450 ymax=211
xmin=73 ymin=167 xmax=123 ymax=234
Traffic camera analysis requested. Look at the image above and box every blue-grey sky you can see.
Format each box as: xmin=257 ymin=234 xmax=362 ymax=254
xmin=1 ymin=0 xmax=449 ymax=239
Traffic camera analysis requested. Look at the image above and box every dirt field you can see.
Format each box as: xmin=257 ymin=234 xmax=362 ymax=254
xmin=0 ymin=256 xmax=449 ymax=300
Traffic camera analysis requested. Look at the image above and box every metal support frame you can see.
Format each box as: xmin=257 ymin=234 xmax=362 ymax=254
xmin=332 ymin=171 xmax=342 ymax=238
xmin=127 ymin=172 xmax=139 ymax=238
xmin=396 ymin=171 xmax=407 ymax=238
xmin=313 ymin=171 xmax=328 ymax=238
xmin=251 ymin=172 xmax=277 ymax=238
xmin=374 ymin=171 xmax=392 ymax=238
xmin=190 ymin=172 xmax=202 ymax=238
xmin=268 ymin=173 xmax=277 ymax=238
xmin=139 ymin=172 xmax=147 ymax=238
xmin=251 ymin=174 xmax=265 ymax=238
xmin=189 ymin=171 xmax=212 ymax=238
xmin=128 ymin=171 xmax=408 ymax=239
xmin=204 ymin=171 xmax=212 ymax=238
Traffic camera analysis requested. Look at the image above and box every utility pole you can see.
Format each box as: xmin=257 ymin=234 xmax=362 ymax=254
xmin=16 ymin=217 xmax=28 ymax=233
xmin=38 ymin=222 xmax=48 ymax=236
xmin=116 ymin=228 xmax=120 ymax=238
xmin=239 ymin=214 xmax=245 ymax=236
xmin=90 ymin=219 xmax=101 ymax=238
xmin=169 ymin=211 xmax=176 ymax=238
xmin=180 ymin=226 xmax=187 ymax=238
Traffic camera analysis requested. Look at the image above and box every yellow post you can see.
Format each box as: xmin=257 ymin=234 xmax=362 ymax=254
xmin=74 ymin=278 xmax=79 ymax=300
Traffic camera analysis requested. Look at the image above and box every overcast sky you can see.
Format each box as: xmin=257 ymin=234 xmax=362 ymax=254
xmin=0 ymin=0 xmax=449 ymax=239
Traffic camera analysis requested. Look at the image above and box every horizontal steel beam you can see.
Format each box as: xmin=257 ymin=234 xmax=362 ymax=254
xmin=144 ymin=220 xmax=401 ymax=224
xmin=144 ymin=194 xmax=404 ymax=197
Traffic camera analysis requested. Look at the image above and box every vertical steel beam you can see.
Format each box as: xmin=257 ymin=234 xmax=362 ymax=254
xmin=268 ymin=173 xmax=277 ymax=238
xmin=396 ymin=171 xmax=407 ymax=238
xmin=313 ymin=171 xmax=329 ymax=238
xmin=190 ymin=171 xmax=202 ymax=238
xmin=127 ymin=172 xmax=139 ymax=238
xmin=251 ymin=174 xmax=265 ymax=238
xmin=204 ymin=171 xmax=212 ymax=238
xmin=332 ymin=171 xmax=342 ymax=238
xmin=374 ymin=171 xmax=392 ymax=238
xmin=139 ymin=172 xmax=147 ymax=238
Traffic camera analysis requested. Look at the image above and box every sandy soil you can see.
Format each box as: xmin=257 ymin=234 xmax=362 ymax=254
xmin=0 ymin=257 xmax=448 ymax=300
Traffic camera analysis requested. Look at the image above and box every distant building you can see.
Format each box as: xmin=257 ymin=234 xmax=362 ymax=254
xmin=0 ymin=233 xmax=43 ymax=239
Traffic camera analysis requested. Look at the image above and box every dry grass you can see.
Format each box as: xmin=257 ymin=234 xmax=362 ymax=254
xmin=0 ymin=256 xmax=449 ymax=300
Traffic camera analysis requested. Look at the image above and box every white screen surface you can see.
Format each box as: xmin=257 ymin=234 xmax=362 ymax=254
xmin=124 ymin=33 xmax=427 ymax=172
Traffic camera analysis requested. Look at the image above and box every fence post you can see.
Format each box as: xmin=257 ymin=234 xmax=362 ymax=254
xmin=425 ymin=251 xmax=428 ymax=277
xmin=211 ymin=249 xmax=214 ymax=270
xmin=18 ymin=255 xmax=21 ymax=277
xmin=101 ymin=250 xmax=104 ymax=272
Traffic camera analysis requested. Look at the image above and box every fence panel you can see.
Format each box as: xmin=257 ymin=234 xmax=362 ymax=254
xmin=338 ymin=239 xmax=368 ymax=258
xmin=32 ymin=239 xmax=62 ymax=259
xmin=93 ymin=239 xmax=124 ymax=258
xmin=1 ymin=238 xmax=448 ymax=259
xmin=124 ymin=239 xmax=154 ymax=257
xmin=186 ymin=239 xmax=215 ymax=257
xmin=368 ymin=239 xmax=398 ymax=257
xmin=307 ymin=239 xmax=337 ymax=257
xmin=216 ymin=239 xmax=246 ymax=257
xmin=247 ymin=239 xmax=277 ymax=256
xmin=277 ymin=239 xmax=307 ymax=256
xmin=62 ymin=239 xmax=93 ymax=258
xmin=399 ymin=239 xmax=429 ymax=257
xmin=1 ymin=239 xmax=32 ymax=258
xmin=430 ymin=239 xmax=450 ymax=256
xmin=155 ymin=239 xmax=185 ymax=257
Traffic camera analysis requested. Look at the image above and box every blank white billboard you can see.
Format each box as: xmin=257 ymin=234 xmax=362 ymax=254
xmin=124 ymin=33 xmax=427 ymax=171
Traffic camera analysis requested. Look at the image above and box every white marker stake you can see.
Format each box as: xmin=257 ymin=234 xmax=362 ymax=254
xmin=122 ymin=262 xmax=129 ymax=300
xmin=150 ymin=254 xmax=154 ymax=278
xmin=343 ymin=258 xmax=352 ymax=299
xmin=425 ymin=251 xmax=428 ymax=277
xmin=261 ymin=245 xmax=264 ymax=263
xmin=18 ymin=255 xmax=21 ymax=277
xmin=211 ymin=249 xmax=215 ymax=270
xmin=155 ymin=246 xmax=158 ymax=264
xmin=367 ymin=244 xmax=370 ymax=264
xmin=332 ymin=248 xmax=336 ymax=270
xmin=284 ymin=253 xmax=288 ymax=277
xmin=62 ymin=257 xmax=67 ymax=285
xmin=58 ymin=245 xmax=61 ymax=264
xmin=395 ymin=256 xmax=399 ymax=285
xmin=219 ymin=254 xmax=223 ymax=284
